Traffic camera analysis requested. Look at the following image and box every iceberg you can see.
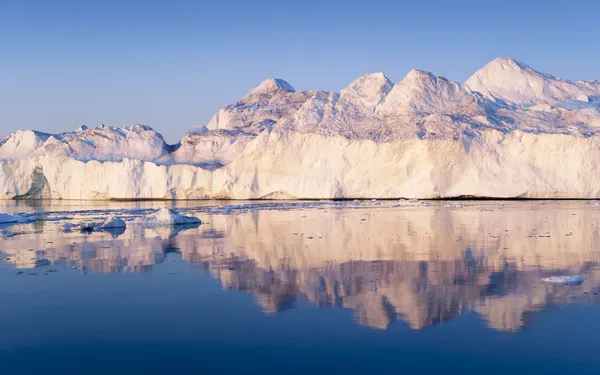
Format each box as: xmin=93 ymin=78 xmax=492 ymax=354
xmin=145 ymin=208 xmax=202 ymax=226
xmin=99 ymin=215 xmax=127 ymax=229
xmin=2 ymin=58 xmax=600 ymax=200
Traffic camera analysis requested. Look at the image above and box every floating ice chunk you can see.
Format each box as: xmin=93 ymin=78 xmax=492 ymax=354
xmin=0 ymin=213 xmax=34 ymax=224
xmin=577 ymin=95 xmax=589 ymax=102
xmin=99 ymin=215 xmax=126 ymax=229
xmin=146 ymin=208 xmax=202 ymax=226
xmin=444 ymin=203 xmax=463 ymax=208
xmin=541 ymin=275 xmax=584 ymax=285
xmin=62 ymin=216 xmax=127 ymax=232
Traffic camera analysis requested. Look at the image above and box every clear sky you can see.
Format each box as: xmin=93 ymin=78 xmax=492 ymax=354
xmin=2 ymin=0 xmax=600 ymax=143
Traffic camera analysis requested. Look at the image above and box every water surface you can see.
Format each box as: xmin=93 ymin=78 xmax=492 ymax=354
xmin=1 ymin=200 xmax=599 ymax=374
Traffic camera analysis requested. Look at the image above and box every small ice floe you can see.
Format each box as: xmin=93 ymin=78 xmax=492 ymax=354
xmin=63 ymin=215 xmax=127 ymax=233
xmin=0 ymin=213 xmax=35 ymax=224
xmin=146 ymin=208 xmax=202 ymax=226
xmin=98 ymin=215 xmax=126 ymax=229
xmin=444 ymin=203 xmax=463 ymax=208
xmin=541 ymin=275 xmax=584 ymax=285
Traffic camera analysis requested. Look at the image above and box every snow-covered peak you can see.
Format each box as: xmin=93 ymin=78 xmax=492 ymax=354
xmin=207 ymin=80 xmax=313 ymax=133
xmin=0 ymin=124 xmax=170 ymax=162
xmin=486 ymin=57 xmax=554 ymax=78
xmin=405 ymin=69 xmax=438 ymax=81
xmin=466 ymin=57 xmax=600 ymax=105
xmin=248 ymin=78 xmax=296 ymax=96
xmin=55 ymin=124 xmax=169 ymax=162
xmin=0 ymin=130 xmax=52 ymax=160
xmin=379 ymin=69 xmax=483 ymax=116
xmin=340 ymin=72 xmax=394 ymax=112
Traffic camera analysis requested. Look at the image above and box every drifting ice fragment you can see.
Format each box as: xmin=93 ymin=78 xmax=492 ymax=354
xmin=99 ymin=215 xmax=126 ymax=229
xmin=541 ymin=275 xmax=584 ymax=285
xmin=146 ymin=208 xmax=202 ymax=226
xmin=0 ymin=213 xmax=27 ymax=224
xmin=62 ymin=217 xmax=126 ymax=233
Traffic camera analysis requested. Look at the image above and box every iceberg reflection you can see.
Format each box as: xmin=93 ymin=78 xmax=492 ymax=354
xmin=1 ymin=201 xmax=599 ymax=332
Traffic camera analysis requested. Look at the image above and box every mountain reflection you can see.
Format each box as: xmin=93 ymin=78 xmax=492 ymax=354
xmin=2 ymin=201 xmax=600 ymax=332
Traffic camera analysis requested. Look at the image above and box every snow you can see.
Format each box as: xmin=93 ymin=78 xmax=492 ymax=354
xmin=379 ymin=69 xmax=489 ymax=116
xmin=553 ymin=96 xmax=600 ymax=111
xmin=206 ymin=85 xmax=313 ymax=134
xmin=541 ymin=275 xmax=584 ymax=285
xmin=247 ymin=78 xmax=295 ymax=96
xmin=162 ymin=129 xmax=255 ymax=167
xmin=465 ymin=57 xmax=600 ymax=105
xmin=3 ymin=130 xmax=600 ymax=199
xmin=0 ymin=124 xmax=169 ymax=162
xmin=3 ymin=57 xmax=600 ymax=199
xmin=339 ymin=72 xmax=393 ymax=114
xmin=0 ymin=130 xmax=52 ymax=160
xmin=145 ymin=208 xmax=202 ymax=226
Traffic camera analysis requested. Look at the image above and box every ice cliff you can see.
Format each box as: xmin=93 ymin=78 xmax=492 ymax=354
xmin=2 ymin=58 xmax=600 ymax=199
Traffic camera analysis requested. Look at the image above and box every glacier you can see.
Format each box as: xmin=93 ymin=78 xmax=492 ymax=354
xmin=2 ymin=57 xmax=600 ymax=200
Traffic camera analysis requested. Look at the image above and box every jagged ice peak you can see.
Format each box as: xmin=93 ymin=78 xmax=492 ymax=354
xmin=248 ymin=78 xmax=296 ymax=96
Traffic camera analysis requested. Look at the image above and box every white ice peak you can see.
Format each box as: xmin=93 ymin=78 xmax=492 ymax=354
xmin=340 ymin=72 xmax=394 ymax=110
xmin=466 ymin=57 xmax=600 ymax=105
xmin=379 ymin=69 xmax=482 ymax=116
xmin=248 ymin=78 xmax=296 ymax=96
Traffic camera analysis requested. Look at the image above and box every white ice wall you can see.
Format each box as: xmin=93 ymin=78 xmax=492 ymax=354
xmin=2 ymin=130 xmax=600 ymax=199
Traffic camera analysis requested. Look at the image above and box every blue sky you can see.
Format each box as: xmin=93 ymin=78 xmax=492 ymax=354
xmin=1 ymin=0 xmax=599 ymax=142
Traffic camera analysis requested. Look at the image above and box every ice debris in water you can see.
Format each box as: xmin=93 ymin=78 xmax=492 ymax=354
xmin=541 ymin=275 xmax=584 ymax=285
xmin=62 ymin=215 xmax=127 ymax=232
xmin=444 ymin=203 xmax=464 ymax=208
xmin=99 ymin=215 xmax=126 ymax=229
xmin=0 ymin=213 xmax=35 ymax=224
xmin=145 ymin=208 xmax=202 ymax=226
